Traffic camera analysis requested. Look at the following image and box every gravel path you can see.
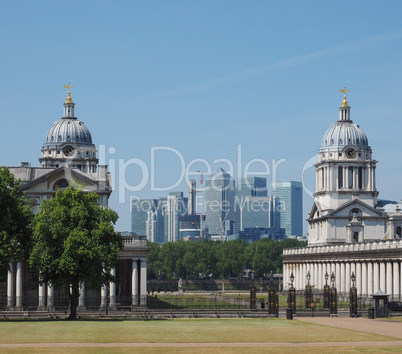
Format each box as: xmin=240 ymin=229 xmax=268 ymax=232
xmin=296 ymin=316 xmax=402 ymax=339
xmin=0 ymin=341 xmax=401 ymax=348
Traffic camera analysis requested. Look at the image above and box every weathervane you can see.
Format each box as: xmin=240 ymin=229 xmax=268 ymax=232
xmin=63 ymin=82 xmax=75 ymax=90
xmin=63 ymin=82 xmax=75 ymax=103
xmin=339 ymin=86 xmax=350 ymax=107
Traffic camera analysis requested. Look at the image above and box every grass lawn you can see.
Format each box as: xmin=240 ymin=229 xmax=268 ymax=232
xmin=0 ymin=318 xmax=398 ymax=344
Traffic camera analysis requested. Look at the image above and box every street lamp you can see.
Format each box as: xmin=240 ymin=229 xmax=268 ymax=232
xmin=306 ymin=271 xmax=311 ymax=285
xmin=290 ymin=272 xmax=294 ymax=287
xmin=351 ymin=271 xmax=356 ymax=287
xmin=325 ymin=271 xmax=329 ymax=285
xmin=331 ymin=272 xmax=335 ymax=287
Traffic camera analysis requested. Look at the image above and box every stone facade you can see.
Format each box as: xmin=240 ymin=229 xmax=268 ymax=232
xmin=1 ymin=90 xmax=148 ymax=311
xmin=283 ymin=93 xmax=402 ymax=300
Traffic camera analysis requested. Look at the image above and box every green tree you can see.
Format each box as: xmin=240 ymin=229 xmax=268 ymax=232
xmin=29 ymin=186 xmax=123 ymax=320
xmin=0 ymin=167 xmax=32 ymax=282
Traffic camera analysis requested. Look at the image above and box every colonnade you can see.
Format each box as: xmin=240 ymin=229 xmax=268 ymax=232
xmin=5 ymin=258 xmax=147 ymax=311
xmin=283 ymin=259 xmax=401 ymax=300
xmin=315 ymin=164 xmax=376 ymax=192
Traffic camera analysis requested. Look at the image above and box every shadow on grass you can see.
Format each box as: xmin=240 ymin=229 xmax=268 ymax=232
xmin=0 ymin=317 xmax=171 ymax=322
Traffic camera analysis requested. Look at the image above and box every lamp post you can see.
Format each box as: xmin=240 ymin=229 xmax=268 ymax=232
xmin=288 ymin=272 xmax=296 ymax=315
xmin=330 ymin=272 xmax=337 ymax=315
xmin=350 ymin=271 xmax=358 ymax=317
xmin=268 ymin=271 xmax=278 ymax=317
xmin=305 ymin=271 xmax=312 ymax=310
xmin=323 ymin=271 xmax=330 ymax=310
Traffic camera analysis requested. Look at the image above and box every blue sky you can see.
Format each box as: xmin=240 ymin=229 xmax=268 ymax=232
xmin=1 ymin=1 xmax=402 ymax=233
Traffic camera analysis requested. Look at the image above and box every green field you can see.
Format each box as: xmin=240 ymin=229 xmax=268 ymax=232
xmin=0 ymin=318 xmax=396 ymax=343
xmin=0 ymin=318 xmax=401 ymax=353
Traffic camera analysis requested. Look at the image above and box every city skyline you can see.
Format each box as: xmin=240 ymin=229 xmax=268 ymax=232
xmin=1 ymin=1 xmax=402 ymax=232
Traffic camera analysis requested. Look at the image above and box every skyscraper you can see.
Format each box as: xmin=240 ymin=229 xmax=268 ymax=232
xmin=204 ymin=168 xmax=236 ymax=238
xmin=166 ymin=192 xmax=188 ymax=242
xmin=187 ymin=179 xmax=196 ymax=215
xmin=131 ymin=198 xmax=157 ymax=236
xmin=271 ymin=181 xmax=303 ymax=236
xmin=237 ymin=177 xmax=267 ymax=197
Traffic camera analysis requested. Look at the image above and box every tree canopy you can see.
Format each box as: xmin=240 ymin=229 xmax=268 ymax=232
xmin=29 ymin=186 xmax=123 ymax=319
xmin=147 ymin=238 xmax=306 ymax=280
xmin=0 ymin=167 xmax=32 ymax=282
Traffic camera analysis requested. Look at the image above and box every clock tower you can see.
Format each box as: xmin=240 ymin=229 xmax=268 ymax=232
xmin=39 ymin=88 xmax=98 ymax=174
xmin=308 ymin=91 xmax=386 ymax=245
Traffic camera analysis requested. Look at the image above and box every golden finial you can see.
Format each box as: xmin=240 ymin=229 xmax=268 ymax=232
xmin=339 ymin=86 xmax=350 ymax=107
xmin=63 ymin=82 xmax=75 ymax=103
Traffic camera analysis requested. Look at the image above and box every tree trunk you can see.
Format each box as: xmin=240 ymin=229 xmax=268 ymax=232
xmin=69 ymin=280 xmax=80 ymax=320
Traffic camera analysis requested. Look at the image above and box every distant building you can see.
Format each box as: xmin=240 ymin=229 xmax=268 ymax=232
xmin=239 ymin=227 xmax=285 ymax=242
xmin=204 ymin=168 xmax=236 ymax=238
xmin=271 ymin=181 xmax=303 ymax=237
xmin=235 ymin=177 xmax=281 ymax=236
xmin=187 ymin=179 xmax=197 ymax=215
xmin=237 ymin=177 xmax=267 ymax=197
xmin=131 ymin=199 xmax=157 ymax=236
xmin=166 ymin=192 xmax=187 ymax=242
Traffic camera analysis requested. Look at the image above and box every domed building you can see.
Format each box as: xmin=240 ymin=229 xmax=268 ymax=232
xmin=2 ymin=89 xmax=148 ymax=312
xmin=308 ymin=93 xmax=388 ymax=245
xmin=283 ymin=92 xmax=402 ymax=301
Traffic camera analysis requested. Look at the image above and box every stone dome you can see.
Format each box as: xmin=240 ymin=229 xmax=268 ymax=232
xmin=44 ymin=118 xmax=94 ymax=148
xmin=320 ymin=121 xmax=370 ymax=152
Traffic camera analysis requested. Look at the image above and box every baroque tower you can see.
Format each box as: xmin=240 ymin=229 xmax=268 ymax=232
xmin=308 ymin=91 xmax=387 ymax=245
xmin=39 ymin=89 xmax=98 ymax=173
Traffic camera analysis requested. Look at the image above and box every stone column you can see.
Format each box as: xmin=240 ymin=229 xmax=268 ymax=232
xmin=313 ymin=263 xmax=318 ymax=289
xmin=37 ymin=283 xmax=46 ymax=310
xmin=345 ymin=262 xmax=351 ymax=295
xmin=367 ymin=262 xmax=373 ymax=296
xmin=6 ymin=262 xmax=15 ymax=310
xmin=386 ymin=262 xmax=393 ymax=296
xmin=356 ymin=262 xmax=362 ymax=296
xmin=100 ymin=284 xmax=107 ymax=311
xmin=380 ymin=262 xmax=386 ymax=292
xmin=340 ymin=262 xmax=345 ymax=295
xmin=318 ymin=262 xmax=323 ymax=290
xmin=78 ymin=283 xmax=86 ymax=310
xmin=109 ymin=268 xmax=117 ymax=311
xmin=47 ymin=284 xmax=54 ymax=312
xmin=373 ymin=262 xmax=380 ymax=293
xmin=132 ymin=259 xmax=138 ymax=308
xmin=15 ymin=261 xmax=23 ymax=310
xmin=361 ymin=262 xmax=367 ymax=298
xmin=140 ymin=259 xmax=147 ymax=307
xmin=335 ymin=262 xmax=341 ymax=291
xmin=393 ymin=261 xmax=400 ymax=301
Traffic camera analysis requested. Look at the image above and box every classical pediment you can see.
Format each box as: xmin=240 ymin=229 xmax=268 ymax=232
xmin=20 ymin=167 xmax=100 ymax=193
xmin=328 ymin=199 xmax=386 ymax=218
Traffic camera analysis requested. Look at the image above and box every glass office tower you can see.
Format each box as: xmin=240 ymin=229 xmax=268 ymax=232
xmin=271 ymin=181 xmax=303 ymax=236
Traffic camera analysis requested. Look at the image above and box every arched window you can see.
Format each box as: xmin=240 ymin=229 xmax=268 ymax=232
xmin=353 ymin=232 xmax=359 ymax=242
xmin=396 ymin=227 xmax=401 ymax=239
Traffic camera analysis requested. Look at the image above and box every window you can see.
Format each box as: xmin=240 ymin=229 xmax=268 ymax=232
xmin=358 ymin=167 xmax=363 ymax=189
xmin=338 ymin=166 xmax=343 ymax=189
xmin=353 ymin=232 xmax=359 ymax=242
xmin=348 ymin=166 xmax=353 ymax=188
xmin=396 ymin=227 xmax=401 ymax=239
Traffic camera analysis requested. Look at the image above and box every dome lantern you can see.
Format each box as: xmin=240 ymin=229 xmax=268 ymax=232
xmin=63 ymin=83 xmax=75 ymax=118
